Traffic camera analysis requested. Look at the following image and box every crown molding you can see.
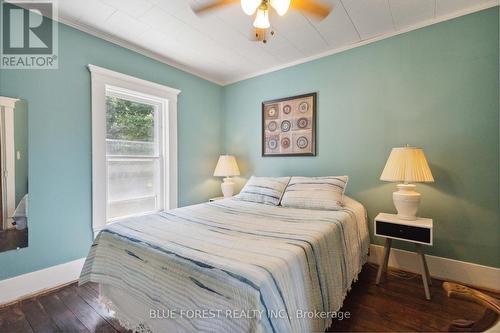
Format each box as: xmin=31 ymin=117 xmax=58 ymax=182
xmin=222 ymin=1 xmax=499 ymax=85
xmin=40 ymin=2 xmax=499 ymax=86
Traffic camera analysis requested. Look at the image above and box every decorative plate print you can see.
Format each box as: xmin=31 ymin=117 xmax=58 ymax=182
xmin=267 ymin=107 xmax=277 ymax=117
xmin=297 ymin=117 xmax=308 ymax=129
xmin=280 ymin=120 xmax=291 ymax=132
xmin=268 ymin=138 xmax=278 ymax=150
xmin=298 ymin=101 xmax=309 ymax=113
xmin=281 ymin=137 xmax=290 ymax=149
xmin=262 ymin=93 xmax=316 ymax=156
xmin=268 ymin=121 xmax=277 ymax=132
xmin=296 ymin=136 xmax=309 ymax=149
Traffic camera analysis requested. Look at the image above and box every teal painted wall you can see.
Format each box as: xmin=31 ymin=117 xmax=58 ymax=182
xmin=0 ymin=6 xmax=497 ymax=281
xmin=14 ymin=100 xmax=28 ymax=206
xmin=223 ymin=8 xmax=499 ymax=268
xmin=0 ymin=19 xmax=223 ymax=279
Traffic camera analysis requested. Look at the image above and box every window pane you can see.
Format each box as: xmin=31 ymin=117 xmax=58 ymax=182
xmin=106 ymin=96 xmax=158 ymax=156
xmin=105 ymin=92 xmax=163 ymax=221
xmin=107 ymin=159 xmax=161 ymax=217
xmin=108 ymin=196 xmax=157 ymax=220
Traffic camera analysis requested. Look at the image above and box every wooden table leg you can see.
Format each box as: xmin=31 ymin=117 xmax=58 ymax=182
xmin=416 ymin=243 xmax=431 ymax=300
xmin=423 ymin=252 xmax=432 ymax=286
xmin=376 ymin=238 xmax=392 ymax=285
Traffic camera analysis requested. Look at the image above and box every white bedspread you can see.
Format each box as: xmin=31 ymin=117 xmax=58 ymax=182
xmin=80 ymin=197 xmax=369 ymax=333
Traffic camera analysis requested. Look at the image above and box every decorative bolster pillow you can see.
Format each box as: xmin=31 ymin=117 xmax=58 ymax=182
xmin=235 ymin=176 xmax=291 ymax=206
xmin=280 ymin=176 xmax=349 ymax=210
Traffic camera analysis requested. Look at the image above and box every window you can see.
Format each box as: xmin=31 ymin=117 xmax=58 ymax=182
xmin=89 ymin=65 xmax=180 ymax=232
xmin=106 ymin=89 xmax=163 ymax=220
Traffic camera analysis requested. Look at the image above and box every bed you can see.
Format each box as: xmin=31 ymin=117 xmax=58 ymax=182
xmin=79 ymin=196 xmax=369 ymax=333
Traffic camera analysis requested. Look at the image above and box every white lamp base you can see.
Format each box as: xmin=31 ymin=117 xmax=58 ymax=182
xmin=221 ymin=177 xmax=235 ymax=198
xmin=393 ymin=184 xmax=421 ymax=220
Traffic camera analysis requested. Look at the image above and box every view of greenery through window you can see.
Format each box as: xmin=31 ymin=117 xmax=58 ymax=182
xmin=106 ymin=96 xmax=155 ymax=142
xmin=106 ymin=96 xmax=156 ymax=156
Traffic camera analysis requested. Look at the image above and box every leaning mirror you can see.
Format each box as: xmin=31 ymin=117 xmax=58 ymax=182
xmin=0 ymin=97 xmax=28 ymax=252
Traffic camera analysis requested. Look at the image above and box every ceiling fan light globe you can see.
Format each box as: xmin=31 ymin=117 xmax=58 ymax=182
xmin=241 ymin=0 xmax=261 ymax=15
xmin=270 ymin=0 xmax=290 ymax=16
xmin=253 ymin=8 xmax=270 ymax=29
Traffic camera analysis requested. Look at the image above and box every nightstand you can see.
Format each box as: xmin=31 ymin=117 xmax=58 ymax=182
xmin=209 ymin=196 xmax=225 ymax=202
xmin=374 ymin=213 xmax=433 ymax=300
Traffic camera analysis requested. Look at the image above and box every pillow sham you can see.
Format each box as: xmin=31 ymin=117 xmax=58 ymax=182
xmin=235 ymin=176 xmax=290 ymax=206
xmin=280 ymin=176 xmax=348 ymax=210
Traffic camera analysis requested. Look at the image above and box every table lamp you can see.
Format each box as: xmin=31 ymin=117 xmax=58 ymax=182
xmin=213 ymin=155 xmax=240 ymax=197
xmin=380 ymin=146 xmax=434 ymax=220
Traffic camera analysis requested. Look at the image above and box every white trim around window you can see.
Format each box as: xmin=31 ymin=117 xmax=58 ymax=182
xmin=88 ymin=64 xmax=180 ymax=234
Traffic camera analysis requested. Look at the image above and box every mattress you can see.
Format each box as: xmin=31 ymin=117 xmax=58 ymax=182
xmin=80 ymin=196 xmax=369 ymax=333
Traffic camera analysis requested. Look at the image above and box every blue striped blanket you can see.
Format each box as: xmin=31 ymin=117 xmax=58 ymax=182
xmin=80 ymin=198 xmax=369 ymax=333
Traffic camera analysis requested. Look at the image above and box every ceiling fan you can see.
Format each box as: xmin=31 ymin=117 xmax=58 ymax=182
xmin=192 ymin=0 xmax=333 ymax=43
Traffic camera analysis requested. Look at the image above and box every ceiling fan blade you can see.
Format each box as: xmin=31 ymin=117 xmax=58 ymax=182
xmin=192 ymin=0 xmax=239 ymax=15
xmin=291 ymin=0 xmax=333 ymax=19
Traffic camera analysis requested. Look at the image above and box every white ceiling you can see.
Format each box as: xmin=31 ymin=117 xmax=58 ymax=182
xmin=55 ymin=0 xmax=498 ymax=85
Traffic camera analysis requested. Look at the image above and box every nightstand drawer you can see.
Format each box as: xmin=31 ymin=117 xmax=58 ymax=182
xmin=375 ymin=221 xmax=431 ymax=244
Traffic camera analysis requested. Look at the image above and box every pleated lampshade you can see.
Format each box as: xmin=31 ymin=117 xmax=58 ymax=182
xmin=380 ymin=147 xmax=434 ymax=183
xmin=213 ymin=155 xmax=240 ymax=177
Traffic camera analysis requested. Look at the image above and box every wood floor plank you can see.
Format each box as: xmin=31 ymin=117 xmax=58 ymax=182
xmin=38 ymin=293 xmax=90 ymax=333
xmin=0 ymin=304 xmax=34 ymax=333
xmin=327 ymin=264 xmax=489 ymax=332
xmin=75 ymin=284 xmax=130 ymax=333
xmin=371 ymin=268 xmax=485 ymax=321
xmin=357 ymin=291 xmax=441 ymax=331
xmin=19 ymin=298 xmax=60 ymax=333
xmin=377 ymin=280 xmax=480 ymax=320
xmin=58 ymin=286 xmax=118 ymax=333
xmin=331 ymin=302 xmax=409 ymax=332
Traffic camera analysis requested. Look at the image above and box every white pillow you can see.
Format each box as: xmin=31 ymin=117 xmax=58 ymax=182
xmin=236 ymin=176 xmax=290 ymax=206
xmin=281 ymin=176 xmax=348 ymax=210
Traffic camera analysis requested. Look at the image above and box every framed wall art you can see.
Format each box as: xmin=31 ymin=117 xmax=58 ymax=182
xmin=262 ymin=92 xmax=316 ymax=156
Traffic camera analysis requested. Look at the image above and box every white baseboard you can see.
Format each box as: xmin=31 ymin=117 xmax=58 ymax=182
xmin=0 ymin=258 xmax=86 ymax=306
xmin=368 ymin=244 xmax=500 ymax=291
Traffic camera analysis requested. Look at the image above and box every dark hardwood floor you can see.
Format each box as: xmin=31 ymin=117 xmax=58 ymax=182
xmin=327 ymin=264 xmax=496 ymax=332
xmin=0 ymin=264 xmax=495 ymax=333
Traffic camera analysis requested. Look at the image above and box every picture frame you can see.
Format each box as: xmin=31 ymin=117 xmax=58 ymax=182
xmin=262 ymin=92 xmax=316 ymax=157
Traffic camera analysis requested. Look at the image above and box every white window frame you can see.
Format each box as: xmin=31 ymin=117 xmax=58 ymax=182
xmin=89 ymin=65 xmax=180 ymax=234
